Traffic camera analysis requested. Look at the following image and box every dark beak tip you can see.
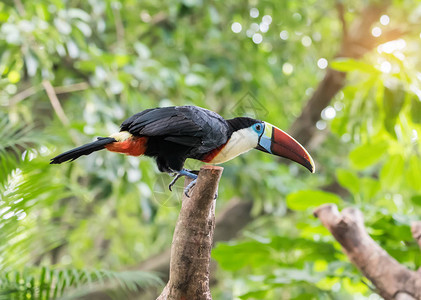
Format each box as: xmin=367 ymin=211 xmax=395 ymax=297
xmin=306 ymin=156 xmax=316 ymax=173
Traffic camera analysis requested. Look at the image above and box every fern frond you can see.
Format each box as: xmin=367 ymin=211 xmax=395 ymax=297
xmin=0 ymin=267 xmax=162 ymax=300
xmin=0 ymin=115 xmax=43 ymax=188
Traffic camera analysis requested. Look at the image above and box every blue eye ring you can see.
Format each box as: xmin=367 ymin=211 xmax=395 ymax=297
xmin=253 ymin=123 xmax=264 ymax=134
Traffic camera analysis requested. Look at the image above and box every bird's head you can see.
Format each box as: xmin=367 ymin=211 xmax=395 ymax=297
xmin=227 ymin=117 xmax=315 ymax=173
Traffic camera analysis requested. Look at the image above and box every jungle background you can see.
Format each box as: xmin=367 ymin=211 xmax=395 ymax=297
xmin=1 ymin=0 xmax=421 ymax=299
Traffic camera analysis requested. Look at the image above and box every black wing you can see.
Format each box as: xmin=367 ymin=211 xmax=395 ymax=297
xmin=120 ymin=106 xmax=229 ymax=153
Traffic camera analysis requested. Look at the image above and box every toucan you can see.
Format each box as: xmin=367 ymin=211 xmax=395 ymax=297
xmin=50 ymin=106 xmax=315 ymax=195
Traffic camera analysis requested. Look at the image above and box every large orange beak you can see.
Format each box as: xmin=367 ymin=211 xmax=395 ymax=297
xmin=256 ymin=122 xmax=315 ymax=173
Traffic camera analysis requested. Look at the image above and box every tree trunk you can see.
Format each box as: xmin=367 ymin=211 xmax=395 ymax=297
xmin=157 ymin=165 xmax=223 ymax=300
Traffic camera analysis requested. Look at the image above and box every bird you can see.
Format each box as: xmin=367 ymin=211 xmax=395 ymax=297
xmin=50 ymin=105 xmax=315 ymax=196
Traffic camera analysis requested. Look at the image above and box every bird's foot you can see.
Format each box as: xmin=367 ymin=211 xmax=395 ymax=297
xmin=168 ymin=169 xmax=198 ymax=195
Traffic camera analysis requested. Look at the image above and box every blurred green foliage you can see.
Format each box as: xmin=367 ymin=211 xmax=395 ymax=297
xmin=0 ymin=267 xmax=162 ymax=300
xmin=1 ymin=0 xmax=421 ymax=298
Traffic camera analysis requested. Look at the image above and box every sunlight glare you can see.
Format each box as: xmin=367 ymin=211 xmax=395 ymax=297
xmin=372 ymin=27 xmax=382 ymax=37
xmin=280 ymin=30 xmax=289 ymax=40
xmin=316 ymin=120 xmax=326 ymax=130
xmin=252 ymin=33 xmax=263 ymax=44
xmin=321 ymin=106 xmax=336 ymax=120
xmin=394 ymin=52 xmax=405 ymax=61
xmin=17 ymin=211 xmax=27 ymax=220
xmin=260 ymin=22 xmax=269 ymax=33
xmin=412 ymin=129 xmax=418 ymax=143
xmin=380 ymin=61 xmax=392 ymax=73
xmin=282 ymin=62 xmax=293 ymax=75
xmin=262 ymin=15 xmax=272 ymax=25
xmin=301 ymin=36 xmax=312 ymax=47
xmin=377 ymin=39 xmax=406 ymax=54
xmin=380 ymin=15 xmax=390 ymax=25
xmin=231 ymin=22 xmax=242 ymax=33
xmin=317 ymin=58 xmax=328 ymax=69
xmin=250 ymin=8 xmax=259 ymax=18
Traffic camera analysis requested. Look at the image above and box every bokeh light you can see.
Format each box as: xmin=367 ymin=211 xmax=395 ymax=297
xmin=377 ymin=39 xmax=406 ymax=54
xmin=317 ymin=58 xmax=328 ymax=69
xmin=250 ymin=8 xmax=259 ymax=18
xmin=372 ymin=27 xmax=382 ymax=37
xmin=321 ymin=106 xmax=336 ymax=120
xmin=380 ymin=15 xmax=390 ymax=25
xmin=262 ymin=15 xmax=272 ymax=24
xmin=231 ymin=22 xmax=242 ymax=33
xmin=301 ymin=36 xmax=312 ymax=47
xmin=282 ymin=62 xmax=293 ymax=75
xmin=380 ymin=61 xmax=392 ymax=73
xmin=252 ymin=33 xmax=263 ymax=44
xmin=280 ymin=30 xmax=289 ymax=40
xmin=260 ymin=22 xmax=269 ymax=33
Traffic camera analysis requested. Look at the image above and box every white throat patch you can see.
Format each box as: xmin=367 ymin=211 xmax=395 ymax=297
xmin=210 ymin=127 xmax=259 ymax=164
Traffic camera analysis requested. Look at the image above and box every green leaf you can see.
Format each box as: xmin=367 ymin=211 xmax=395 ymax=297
xmin=383 ymin=86 xmax=406 ymax=137
xmin=349 ymin=140 xmax=388 ymax=169
xmin=360 ymin=177 xmax=380 ymax=200
xmin=330 ymin=58 xmax=379 ymax=74
xmin=410 ymin=95 xmax=421 ymax=124
xmin=239 ymin=289 xmax=269 ymax=299
xmin=405 ymin=155 xmax=421 ymax=192
xmin=336 ymin=169 xmax=359 ymax=195
xmin=410 ymin=195 xmax=421 ymax=206
xmin=380 ymin=154 xmax=404 ymax=190
xmin=286 ymin=190 xmax=341 ymax=211
xmin=212 ymin=241 xmax=272 ymax=271
xmin=383 ymin=86 xmax=406 ymax=118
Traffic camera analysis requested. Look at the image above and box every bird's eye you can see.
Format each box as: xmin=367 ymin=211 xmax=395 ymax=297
xmin=254 ymin=123 xmax=262 ymax=132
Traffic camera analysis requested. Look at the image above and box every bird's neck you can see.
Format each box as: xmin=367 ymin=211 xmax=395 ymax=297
xmin=203 ymin=126 xmax=258 ymax=164
xmin=226 ymin=117 xmax=256 ymax=134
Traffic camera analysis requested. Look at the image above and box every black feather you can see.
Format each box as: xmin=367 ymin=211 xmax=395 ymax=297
xmin=118 ymin=106 xmax=231 ymax=172
xmin=50 ymin=137 xmax=116 ymax=164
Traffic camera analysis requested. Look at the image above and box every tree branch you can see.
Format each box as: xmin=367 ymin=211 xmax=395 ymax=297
xmin=336 ymin=2 xmax=348 ymax=40
xmin=157 ymin=165 xmax=223 ymax=300
xmin=42 ymin=80 xmax=70 ymax=126
xmin=7 ymin=81 xmax=89 ymax=107
xmin=314 ymin=204 xmax=421 ymax=300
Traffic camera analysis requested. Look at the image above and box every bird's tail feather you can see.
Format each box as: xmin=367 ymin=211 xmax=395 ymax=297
xmin=50 ymin=137 xmax=116 ymax=164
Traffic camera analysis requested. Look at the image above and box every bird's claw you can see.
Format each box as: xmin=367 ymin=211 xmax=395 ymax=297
xmin=183 ymin=179 xmax=197 ymax=198
xmin=168 ymin=169 xmax=198 ymax=194
xmin=168 ymin=174 xmax=183 ymax=191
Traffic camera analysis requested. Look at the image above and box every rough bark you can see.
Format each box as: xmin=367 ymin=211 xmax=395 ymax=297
xmin=157 ymin=165 xmax=223 ymax=300
xmin=314 ymin=204 xmax=421 ymax=300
